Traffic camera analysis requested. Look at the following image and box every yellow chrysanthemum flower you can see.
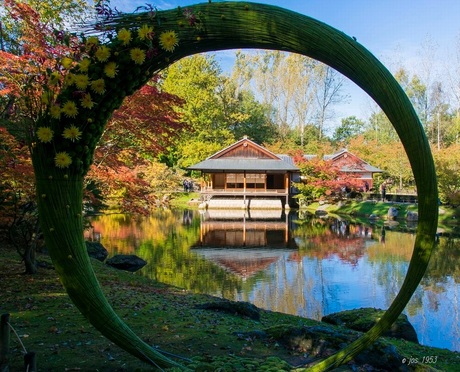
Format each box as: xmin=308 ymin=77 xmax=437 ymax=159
xmin=64 ymin=73 xmax=75 ymax=86
xmin=48 ymin=71 xmax=60 ymax=86
xmin=74 ymin=74 xmax=89 ymax=89
xmin=81 ymin=93 xmax=95 ymax=109
xmin=104 ymin=62 xmax=118 ymax=78
xmin=130 ymin=48 xmax=146 ymax=65
xmin=54 ymin=152 xmax=72 ymax=168
xmin=50 ymin=104 xmax=61 ymax=119
xmin=91 ymin=79 xmax=105 ymax=94
xmin=36 ymin=127 xmax=54 ymax=143
xmin=138 ymin=24 xmax=154 ymax=40
xmin=95 ymin=46 xmax=111 ymax=62
xmin=61 ymin=57 xmax=73 ymax=69
xmin=78 ymin=58 xmax=91 ymax=72
xmin=159 ymin=30 xmax=179 ymax=52
xmin=86 ymin=36 xmax=99 ymax=46
xmin=62 ymin=125 xmax=82 ymax=142
xmin=117 ymin=28 xmax=132 ymax=45
xmin=62 ymin=101 xmax=78 ymax=118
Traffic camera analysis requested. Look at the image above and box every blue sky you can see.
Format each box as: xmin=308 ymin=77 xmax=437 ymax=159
xmin=110 ymin=0 xmax=460 ymax=121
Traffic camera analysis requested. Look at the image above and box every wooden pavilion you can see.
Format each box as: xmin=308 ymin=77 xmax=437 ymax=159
xmin=188 ymin=136 xmax=300 ymax=209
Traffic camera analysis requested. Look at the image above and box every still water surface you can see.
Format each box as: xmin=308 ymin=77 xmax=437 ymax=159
xmin=85 ymin=209 xmax=460 ymax=352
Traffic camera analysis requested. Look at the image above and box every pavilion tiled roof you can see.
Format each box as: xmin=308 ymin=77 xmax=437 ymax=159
xmin=188 ymin=137 xmax=299 ymax=172
xmin=188 ymin=158 xmax=299 ymax=172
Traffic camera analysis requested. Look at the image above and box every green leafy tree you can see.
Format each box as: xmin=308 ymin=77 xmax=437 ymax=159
xmin=218 ymin=78 xmax=277 ymax=144
xmin=434 ymin=144 xmax=460 ymax=205
xmin=161 ymin=53 xmax=277 ymax=167
xmin=332 ymin=116 xmax=365 ymax=145
xmin=364 ymin=110 xmax=398 ymax=144
xmin=161 ymin=54 xmax=235 ymax=167
xmin=162 ymin=54 xmax=230 ymax=140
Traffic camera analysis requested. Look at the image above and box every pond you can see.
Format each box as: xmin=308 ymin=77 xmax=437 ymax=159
xmin=84 ymin=209 xmax=460 ymax=353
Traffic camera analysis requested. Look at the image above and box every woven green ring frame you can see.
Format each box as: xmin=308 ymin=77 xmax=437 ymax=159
xmin=32 ymin=2 xmax=438 ymax=370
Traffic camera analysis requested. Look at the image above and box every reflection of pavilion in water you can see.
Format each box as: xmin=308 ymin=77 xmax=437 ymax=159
xmin=191 ymin=209 xmax=298 ymax=279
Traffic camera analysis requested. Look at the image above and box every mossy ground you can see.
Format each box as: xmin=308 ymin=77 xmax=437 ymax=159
xmin=1 ymin=223 xmax=459 ymax=371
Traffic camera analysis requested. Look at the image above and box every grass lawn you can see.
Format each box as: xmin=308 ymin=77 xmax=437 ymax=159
xmin=170 ymin=192 xmax=200 ymax=209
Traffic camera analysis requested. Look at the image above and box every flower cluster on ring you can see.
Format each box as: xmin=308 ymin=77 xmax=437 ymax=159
xmin=39 ymin=6 xmax=201 ymax=170
xmin=138 ymin=24 xmax=154 ymax=40
xmin=117 ymin=28 xmax=132 ymax=45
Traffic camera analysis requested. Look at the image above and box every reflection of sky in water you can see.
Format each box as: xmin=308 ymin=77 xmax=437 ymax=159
xmin=411 ymin=276 xmax=459 ymax=350
xmin=234 ymin=249 xmax=459 ymax=352
xmin=232 ymin=234 xmax=459 ymax=352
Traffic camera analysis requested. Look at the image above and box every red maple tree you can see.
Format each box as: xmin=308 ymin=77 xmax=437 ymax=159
xmin=87 ymin=77 xmax=187 ymax=214
xmin=292 ymin=150 xmax=363 ymax=203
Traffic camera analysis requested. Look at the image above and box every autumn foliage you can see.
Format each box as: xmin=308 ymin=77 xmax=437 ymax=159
xmin=0 ymin=1 xmax=188 ymax=215
xmin=0 ymin=0 xmax=80 ymax=123
xmin=292 ymin=150 xmax=364 ymax=203
xmin=87 ymin=78 xmax=187 ymax=213
xmin=0 ymin=127 xmax=35 ymax=222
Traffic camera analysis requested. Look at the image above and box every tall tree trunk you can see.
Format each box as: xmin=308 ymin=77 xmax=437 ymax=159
xmin=23 ymin=247 xmax=37 ymax=274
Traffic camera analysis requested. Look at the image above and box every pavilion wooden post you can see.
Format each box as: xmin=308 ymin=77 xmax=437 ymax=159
xmin=243 ymin=171 xmax=246 ymax=208
xmin=284 ymin=174 xmax=290 ymax=209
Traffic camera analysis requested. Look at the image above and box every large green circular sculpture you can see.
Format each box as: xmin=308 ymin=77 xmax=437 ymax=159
xmin=32 ymin=2 xmax=438 ymax=370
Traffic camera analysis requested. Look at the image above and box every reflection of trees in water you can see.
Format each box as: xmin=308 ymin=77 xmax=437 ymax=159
xmin=405 ymin=236 xmax=460 ymax=316
xmin=424 ymin=236 xmax=460 ymax=282
xmin=236 ymin=255 xmax=325 ymax=319
xmin=85 ymin=211 xmax=460 ymax=351
xmin=293 ymin=217 xmax=372 ymax=266
xmin=292 ymin=217 xmax=459 ymax=320
xmin=85 ymin=211 xmax=186 ymax=255
xmin=86 ymin=211 xmax=244 ymax=296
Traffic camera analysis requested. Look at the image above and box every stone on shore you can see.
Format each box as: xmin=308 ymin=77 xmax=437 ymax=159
xmin=321 ymin=307 xmax=419 ymax=343
xmin=85 ymin=241 xmax=109 ymax=262
xmin=106 ymin=254 xmax=147 ymax=272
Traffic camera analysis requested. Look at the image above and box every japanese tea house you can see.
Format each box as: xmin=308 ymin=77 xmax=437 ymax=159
xmin=188 ymin=136 xmax=300 ymax=209
xmin=188 ymin=137 xmax=382 ymax=209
